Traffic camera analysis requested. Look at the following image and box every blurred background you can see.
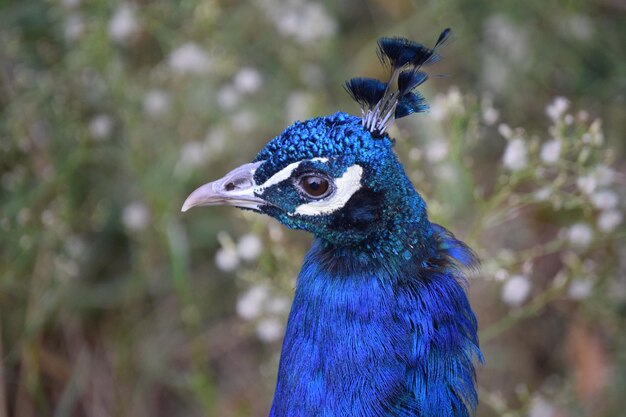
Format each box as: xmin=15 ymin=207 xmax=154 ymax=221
xmin=1 ymin=0 xmax=625 ymax=416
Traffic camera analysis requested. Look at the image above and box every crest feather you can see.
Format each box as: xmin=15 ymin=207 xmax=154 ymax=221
xmin=345 ymin=28 xmax=452 ymax=135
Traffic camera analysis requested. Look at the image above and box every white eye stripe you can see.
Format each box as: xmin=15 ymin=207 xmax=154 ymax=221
xmin=292 ymin=165 xmax=363 ymax=216
xmin=255 ymin=157 xmax=329 ymax=191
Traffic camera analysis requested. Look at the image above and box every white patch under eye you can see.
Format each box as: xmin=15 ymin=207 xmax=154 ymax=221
xmin=256 ymin=157 xmax=328 ymax=191
xmin=293 ymin=165 xmax=363 ymax=216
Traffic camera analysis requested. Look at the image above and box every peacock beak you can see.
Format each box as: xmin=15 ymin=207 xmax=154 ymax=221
xmin=181 ymin=161 xmax=268 ymax=212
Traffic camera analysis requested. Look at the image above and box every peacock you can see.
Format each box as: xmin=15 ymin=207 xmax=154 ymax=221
xmin=182 ymin=29 xmax=482 ymax=417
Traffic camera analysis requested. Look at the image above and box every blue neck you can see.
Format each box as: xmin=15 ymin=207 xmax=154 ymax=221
xmin=270 ymin=228 xmax=481 ymax=417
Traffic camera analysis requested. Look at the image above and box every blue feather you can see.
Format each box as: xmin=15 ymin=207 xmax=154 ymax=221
xmin=395 ymin=92 xmax=428 ymax=119
xmin=271 ymin=231 xmax=481 ymax=417
xmin=346 ymin=30 xmax=452 ymax=133
xmin=408 ymin=28 xmax=452 ymax=68
xmin=377 ymin=37 xmax=433 ymax=69
xmin=432 ymin=223 xmax=479 ymax=271
xmin=398 ymin=70 xmax=429 ymax=95
xmin=435 ymin=27 xmax=453 ymax=49
xmin=344 ymin=77 xmax=387 ymax=108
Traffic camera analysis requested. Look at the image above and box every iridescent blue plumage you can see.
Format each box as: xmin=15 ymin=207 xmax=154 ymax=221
xmin=395 ymin=92 xmax=428 ymax=119
xmin=344 ymin=78 xmax=388 ymax=110
xmin=182 ymin=30 xmax=481 ymax=417
xmin=254 ymin=113 xmax=481 ymax=417
xmin=398 ymin=70 xmax=428 ymax=95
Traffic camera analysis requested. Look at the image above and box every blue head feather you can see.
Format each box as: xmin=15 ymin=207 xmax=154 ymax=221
xmin=377 ymin=37 xmax=436 ymax=69
xmin=398 ymin=70 xmax=428 ymax=95
xmin=344 ymin=78 xmax=388 ymax=110
xmin=395 ymin=92 xmax=428 ymax=119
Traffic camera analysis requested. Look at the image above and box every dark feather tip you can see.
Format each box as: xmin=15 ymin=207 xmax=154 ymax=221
xmin=435 ymin=28 xmax=453 ymax=49
xmin=395 ymin=92 xmax=428 ymax=119
xmin=377 ymin=37 xmax=431 ymax=68
xmin=398 ymin=70 xmax=428 ymax=95
xmin=409 ymin=28 xmax=452 ymax=67
xmin=344 ymin=78 xmax=387 ymax=108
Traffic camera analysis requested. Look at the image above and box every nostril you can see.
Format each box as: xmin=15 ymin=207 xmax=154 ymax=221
xmin=225 ymin=182 xmax=236 ymax=191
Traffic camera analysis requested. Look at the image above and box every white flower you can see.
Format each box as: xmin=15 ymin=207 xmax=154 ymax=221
xmin=497 ymin=123 xmax=513 ymax=139
xmin=568 ymin=278 xmax=593 ymax=300
xmin=494 ymin=269 xmax=508 ymax=282
xmin=540 ymin=139 xmax=561 ymax=164
xmin=64 ymin=14 xmax=84 ymax=42
xmin=429 ymin=94 xmax=448 ymax=122
xmin=528 ymin=395 xmax=556 ymax=417
xmin=236 ymin=285 xmax=268 ymax=319
xmin=108 ymin=4 xmax=138 ymax=44
xmin=65 ymin=235 xmax=86 ymax=259
xmin=143 ymin=89 xmax=170 ymax=118
xmin=237 ymin=234 xmax=263 ymax=261
xmin=216 ymin=85 xmax=240 ymax=110
xmin=597 ymin=210 xmax=623 ymax=233
xmin=256 ymin=317 xmax=284 ymax=342
xmin=446 ymin=87 xmax=464 ymax=113
xmin=215 ymin=247 xmax=240 ymax=272
xmin=204 ymin=127 xmax=227 ymax=154
xmin=590 ymin=190 xmax=619 ymax=210
xmin=534 ymin=187 xmax=552 ymax=201
xmin=481 ymin=15 xmax=528 ymax=91
xmin=502 ymin=138 xmax=527 ymax=171
xmin=286 ymin=91 xmax=314 ymax=123
xmin=89 ymin=114 xmax=113 ymax=140
xmin=430 ymin=87 xmax=464 ymax=121
xmin=484 ymin=15 xmax=528 ymax=64
xmin=482 ymin=54 xmax=508 ymax=91
xmin=545 ymin=97 xmax=569 ymax=121
xmin=567 ymin=223 xmax=594 ymax=248
xmin=230 ymin=110 xmax=257 ymax=133
xmin=482 ymin=107 xmax=499 ymax=125
xmin=274 ymin=2 xmax=336 ymax=45
xmin=122 ymin=201 xmax=150 ymax=232
xmin=177 ymin=141 xmax=206 ymax=170
xmin=594 ymin=165 xmax=615 ymax=186
xmin=576 ymin=175 xmax=596 ymax=195
xmin=41 ymin=209 xmax=57 ymax=227
xmin=563 ymin=14 xmax=594 ymax=41
xmin=233 ymin=67 xmax=263 ymax=94
xmin=501 ymin=275 xmax=531 ymax=306
xmin=425 ymin=140 xmax=449 ymax=163
xmin=408 ymin=148 xmax=422 ymax=161
xmin=168 ymin=43 xmax=212 ymax=75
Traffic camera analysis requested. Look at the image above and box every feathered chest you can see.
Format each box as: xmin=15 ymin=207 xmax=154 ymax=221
xmin=270 ymin=236 xmax=480 ymax=417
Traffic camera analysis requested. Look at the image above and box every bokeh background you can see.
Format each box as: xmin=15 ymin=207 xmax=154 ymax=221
xmin=1 ymin=1 xmax=625 ymax=416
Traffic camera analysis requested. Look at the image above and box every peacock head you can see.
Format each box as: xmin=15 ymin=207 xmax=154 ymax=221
xmin=182 ymin=30 xmax=451 ymax=248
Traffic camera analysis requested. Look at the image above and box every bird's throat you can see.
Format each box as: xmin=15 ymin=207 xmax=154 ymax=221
xmin=269 ymin=236 xmax=480 ymax=417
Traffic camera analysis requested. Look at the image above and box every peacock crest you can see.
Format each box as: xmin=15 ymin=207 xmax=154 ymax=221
xmin=344 ymin=28 xmax=452 ymax=135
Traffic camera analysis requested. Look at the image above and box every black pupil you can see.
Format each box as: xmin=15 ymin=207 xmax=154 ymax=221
xmin=301 ymin=176 xmax=329 ymax=197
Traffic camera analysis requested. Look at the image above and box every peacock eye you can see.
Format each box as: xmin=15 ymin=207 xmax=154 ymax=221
xmin=297 ymin=175 xmax=331 ymax=199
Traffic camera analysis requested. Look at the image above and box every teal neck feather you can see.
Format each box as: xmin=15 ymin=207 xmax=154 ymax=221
xmin=270 ymin=219 xmax=481 ymax=417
